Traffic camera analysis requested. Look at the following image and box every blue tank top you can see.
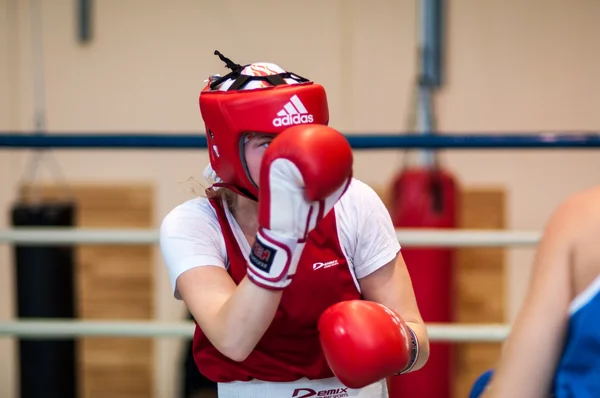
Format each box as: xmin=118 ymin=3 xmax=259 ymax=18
xmin=553 ymin=275 xmax=600 ymax=397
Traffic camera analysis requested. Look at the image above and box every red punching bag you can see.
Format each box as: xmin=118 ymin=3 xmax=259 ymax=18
xmin=387 ymin=165 xmax=458 ymax=398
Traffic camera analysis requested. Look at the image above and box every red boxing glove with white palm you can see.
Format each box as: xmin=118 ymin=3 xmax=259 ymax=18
xmin=246 ymin=125 xmax=353 ymax=290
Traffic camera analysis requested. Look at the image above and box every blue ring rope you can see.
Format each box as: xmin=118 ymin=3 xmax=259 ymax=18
xmin=0 ymin=133 xmax=599 ymax=149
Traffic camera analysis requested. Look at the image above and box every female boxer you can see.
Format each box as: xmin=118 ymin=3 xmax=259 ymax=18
xmin=470 ymin=185 xmax=600 ymax=398
xmin=160 ymin=52 xmax=430 ymax=398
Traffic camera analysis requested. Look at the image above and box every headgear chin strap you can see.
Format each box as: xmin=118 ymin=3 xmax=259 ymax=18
xmin=199 ymin=51 xmax=330 ymax=201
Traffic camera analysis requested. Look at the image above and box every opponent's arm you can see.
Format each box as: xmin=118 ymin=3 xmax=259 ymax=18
xmin=359 ymin=253 xmax=430 ymax=371
xmin=481 ymin=198 xmax=578 ymax=397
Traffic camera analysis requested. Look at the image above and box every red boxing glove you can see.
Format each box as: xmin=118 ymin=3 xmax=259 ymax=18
xmin=246 ymin=125 xmax=353 ymax=290
xmin=318 ymin=300 xmax=419 ymax=389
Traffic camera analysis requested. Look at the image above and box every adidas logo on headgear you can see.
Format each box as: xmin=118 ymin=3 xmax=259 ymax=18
xmin=272 ymin=95 xmax=314 ymax=127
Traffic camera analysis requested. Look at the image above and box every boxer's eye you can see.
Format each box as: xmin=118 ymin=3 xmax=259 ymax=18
xmin=257 ymin=137 xmax=272 ymax=148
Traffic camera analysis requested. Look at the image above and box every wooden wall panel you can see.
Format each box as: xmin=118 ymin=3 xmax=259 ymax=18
xmin=20 ymin=184 xmax=155 ymax=398
xmin=453 ymin=188 xmax=505 ymax=398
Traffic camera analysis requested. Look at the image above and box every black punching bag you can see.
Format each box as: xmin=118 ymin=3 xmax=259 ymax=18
xmin=11 ymin=201 xmax=78 ymax=398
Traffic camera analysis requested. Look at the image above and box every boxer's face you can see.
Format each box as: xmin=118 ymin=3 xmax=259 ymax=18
xmin=244 ymin=133 xmax=274 ymax=188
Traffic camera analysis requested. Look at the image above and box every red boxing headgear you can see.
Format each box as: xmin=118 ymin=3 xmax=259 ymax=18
xmin=199 ymin=54 xmax=329 ymax=200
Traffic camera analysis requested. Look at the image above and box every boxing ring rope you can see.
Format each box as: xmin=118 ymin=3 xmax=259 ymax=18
xmin=0 ymin=228 xmax=541 ymax=247
xmin=0 ymin=320 xmax=509 ymax=342
xmin=1 ymin=132 xmax=600 ymax=149
xmin=0 ymin=228 xmax=537 ymax=342
xmin=1 ymin=132 xmax=598 ymax=343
